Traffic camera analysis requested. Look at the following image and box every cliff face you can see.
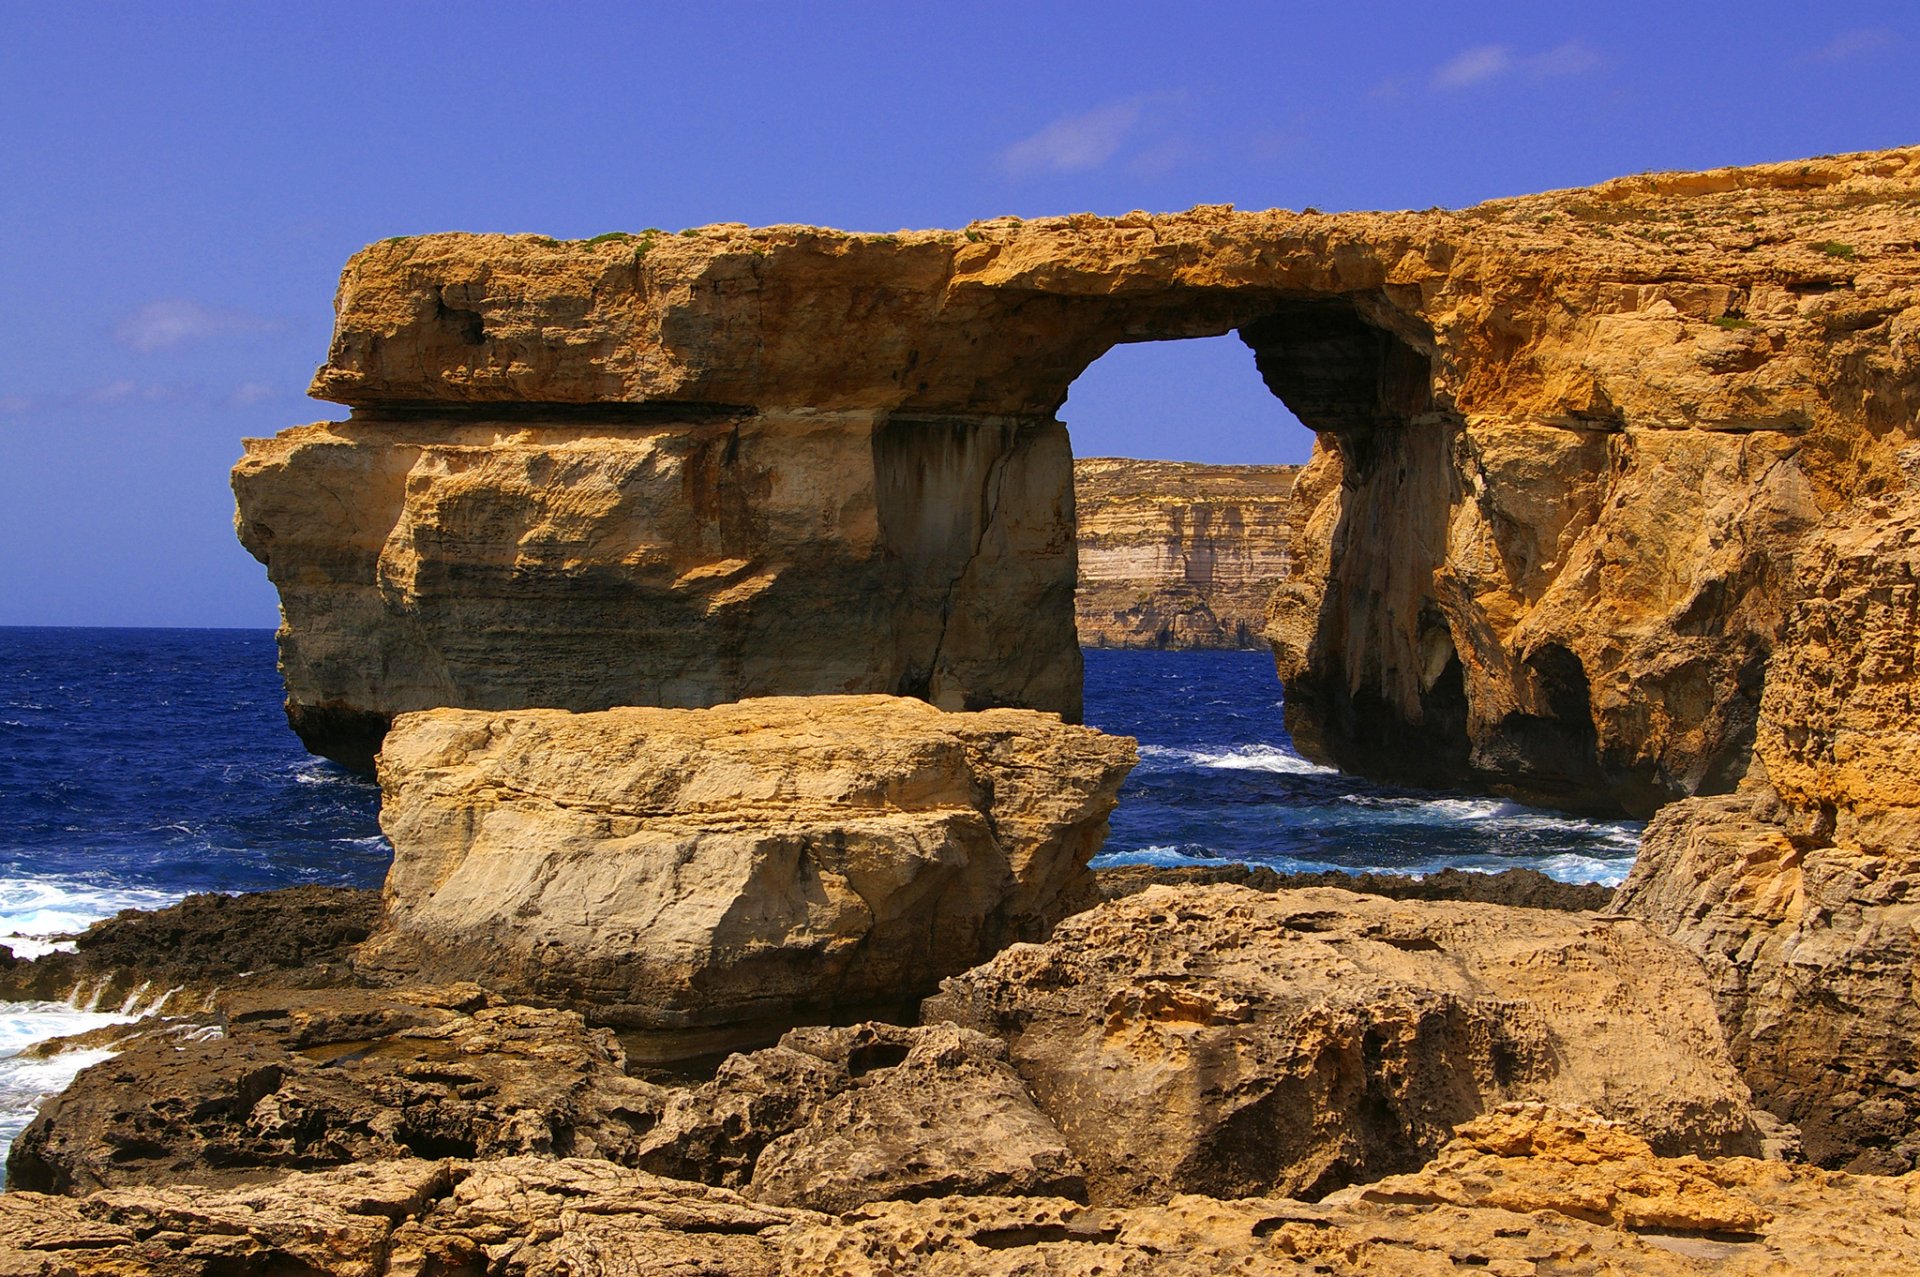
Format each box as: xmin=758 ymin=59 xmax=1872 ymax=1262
xmin=1073 ymin=457 xmax=1298 ymax=649
xmin=237 ymin=146 xmax=1920 ymax=818
xmin=1612 ymin=487 xmax=1920 ymax=1172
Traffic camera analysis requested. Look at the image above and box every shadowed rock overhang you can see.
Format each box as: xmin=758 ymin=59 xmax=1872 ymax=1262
xmin=236 ymin=146 xmax=1920 ymax=814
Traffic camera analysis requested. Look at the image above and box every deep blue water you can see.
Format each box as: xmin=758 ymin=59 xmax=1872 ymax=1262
xmin=0 ymin=628 xmax=387 ymax=953
xmin=1084 ymin=649 xmax=1638 ymax=881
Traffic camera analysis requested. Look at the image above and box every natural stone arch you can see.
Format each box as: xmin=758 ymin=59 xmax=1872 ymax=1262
xmin=237 ymin=148 xmax=1920 ymax=816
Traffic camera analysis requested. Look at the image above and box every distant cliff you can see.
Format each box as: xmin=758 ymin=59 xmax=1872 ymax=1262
xmin=1073 ymin=458 xmax=1298 ymax=649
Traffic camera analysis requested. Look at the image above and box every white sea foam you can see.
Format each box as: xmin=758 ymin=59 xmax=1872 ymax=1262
xmin=0 ymin=875 xmax=182 ymax=958
xmin=0 ymin=875 xmax=185 ymax=1175
xmin=1336 ymin=794 xmax=1643 ymax=850
xmin=1091 ymin=845 xmax=1237 ymax=869
xmin=1138 ymin=743 xmax=1341 ymax=776
xmin=0 ymin=996 xmax=142 ymax=1174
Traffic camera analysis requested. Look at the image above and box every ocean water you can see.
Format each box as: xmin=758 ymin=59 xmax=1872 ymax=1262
xmin=0 ymin=627 xmax=387 ymax=1168
xmin=0 ymin=630 xmax=1639 ymax=1170
xmin=1084 ymin=648 xmax=1642 ymax=883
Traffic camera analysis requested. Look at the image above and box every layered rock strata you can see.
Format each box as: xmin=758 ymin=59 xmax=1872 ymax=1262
xmin=9 ymin=1107 xmax=1913 ymax=1276
xmin=926 ymin=883 xmax=1760 ymax=1203
xmin=1615 ymin=486 xmax=1920 ymax=1172
xmin=360 ymin=696 xmax=1135 ymax=1032
xmin=239 ymin=147 xmax=1920 ymax=818
xmin=1072 ymin=457 xmax=1298 ymax=648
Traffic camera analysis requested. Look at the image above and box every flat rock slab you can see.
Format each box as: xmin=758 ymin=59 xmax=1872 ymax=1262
xmin=925 ymin=884 xmax=1762 ymax=1204
xmin=365 ymin=695 xmax=1136 ymax=1031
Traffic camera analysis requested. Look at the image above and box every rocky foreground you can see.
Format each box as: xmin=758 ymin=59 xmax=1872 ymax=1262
xmin=4 ymin=693 xmax=1917 ymax=1273
xmin=8 ymin=1106 xmax=1915 ymax=1275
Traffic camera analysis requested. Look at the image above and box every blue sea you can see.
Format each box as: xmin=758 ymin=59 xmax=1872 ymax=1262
xmin=0 ymin=628 xmax=1639 ymax=1165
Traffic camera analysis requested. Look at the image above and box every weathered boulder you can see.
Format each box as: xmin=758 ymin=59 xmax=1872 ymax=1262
xmin=1072 ymin=457 xmax=1298 ymax=648
xmin=360 ymin=696 xmax=1135 ymax=1032
xmin=8 ymin=1108 xmax=1914 ymax=1276
xmin=926 ymin=884 xmax=1759 ymax=1204
xmin=5 ymin=984 xmax=662 ymax=1194
xmin=1615 ymin=487 xmax=1920 ymax=1172
xmin=633 ymin=1021 xmax=1083 ymax=1212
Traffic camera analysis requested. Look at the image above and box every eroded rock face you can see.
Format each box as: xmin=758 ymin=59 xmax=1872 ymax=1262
xmin=235 ymin=412 xmax=1078 ymax=770
xmin=238 ymin=148 xmax=1920 ymax=814
xmin=362 ymin=696 xmax=1135 ymax=1032
xmin=1614 ymin=487 xmax=1920 ymax=1173
xmin=632 ymin=1021 xmax=1085 ymax=1213
xmin=1072 ymin=457 xmax=1298 ymax=648
xmin=925 ymin=884 xmax=1759 ymax=1204
xmin=8 ymin=1108 xmax=1913 ymax=1276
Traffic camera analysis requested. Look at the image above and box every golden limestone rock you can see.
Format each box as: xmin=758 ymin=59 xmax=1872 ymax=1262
xmin=1072 ymin=457 xmax=1299 ymax=648
xmin=1615 ymin=486 xmax=1920 ymax=1172
xmin=237 ymin=147 xmax=1920 ymax=820
xmin=7 ymin=1108 xmax=1914 ymax=1275
xmin=359 ymin=696 xmax=1135 ymax=1033
xmin=924 ymin=884 xmax=1760 ymax=1204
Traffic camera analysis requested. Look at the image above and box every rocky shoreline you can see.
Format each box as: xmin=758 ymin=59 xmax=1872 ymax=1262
xmin=0 ymin=860 xmax=1908 ymax=1272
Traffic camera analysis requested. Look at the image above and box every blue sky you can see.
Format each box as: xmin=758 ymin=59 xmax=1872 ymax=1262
xmin=3 ymin=2 xmax=1914 ymax=626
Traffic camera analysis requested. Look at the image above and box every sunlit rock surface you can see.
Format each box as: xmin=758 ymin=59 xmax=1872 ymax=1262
xmin=9 ymin=1107 xmax=1913 ymax=1275
xmin=925 ymin=884 xmax=1760 ymax=1204
xmin=1615 ymin=486 xmax=1920 ymax=1172
xmin=360 ymin=696 xmax=1135 ymax=1032
xmin=1072 ymin=457 xmax=1298 ymax=648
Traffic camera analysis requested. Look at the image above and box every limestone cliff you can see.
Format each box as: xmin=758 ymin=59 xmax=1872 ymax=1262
xmin=1073 ymin=457 xmax=1297 ymax=648
xmin=237 ymin=146 xmax=1920 ymax=819
xmin=1613 ymin=486 xmax=1920 ymax=1172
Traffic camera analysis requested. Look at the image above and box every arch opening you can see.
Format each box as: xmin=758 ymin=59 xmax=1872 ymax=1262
xmin=1060 ymin=311 xmax=1635 ymax=880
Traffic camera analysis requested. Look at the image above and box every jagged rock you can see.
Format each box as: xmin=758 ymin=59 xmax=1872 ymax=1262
xmin=5 ymin=984 xmax=662 ymax=1194
xmin=1614 ymin=487 xmax=1920 ymax=1172
xmin=925 ymin=884 xmax=1759 ymax=1204
xmin=633 ymin=1021 xmax=1081 ymax=1212
xmin=0 ymin=886 xmax=380 ymax=1011
xmin=238 ymin=147 xmax=1920 ymax=819
xmin=7 ymin=1109 xmax=1912 ymax=1276
xmin=1072 ymin=457 xmax=1298 ymax=649
xmin=745 ymin=1022 xmax=1083 ymax=1212
xmin=361 ymin=696 xmax=1135 ymax=1032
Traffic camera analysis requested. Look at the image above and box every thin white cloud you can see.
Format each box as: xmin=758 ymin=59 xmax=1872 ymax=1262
xmin=226 ymin=381 xmax=280 ymax=409
xmin=1431 ymin=40 xmax=1600 ymax=91
xmin=113 ymin=300 xmax=279 ymax=353
xmin=78 ymin=380 xmax=195 ymax=407
xmin=1526 ymin=41 xmax=1602 ymax=78
xmin=1433 ymin=45 xmax=1512 ymax=90
xmin=1811 ymin=27 xmax=1896 ymax=63
xmin=1000 ymin=99 xmax=1152 ymax=177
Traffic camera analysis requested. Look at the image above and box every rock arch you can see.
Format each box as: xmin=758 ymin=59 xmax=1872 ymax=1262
xmin=237 ymin=148 xmax=1920 ymax=815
